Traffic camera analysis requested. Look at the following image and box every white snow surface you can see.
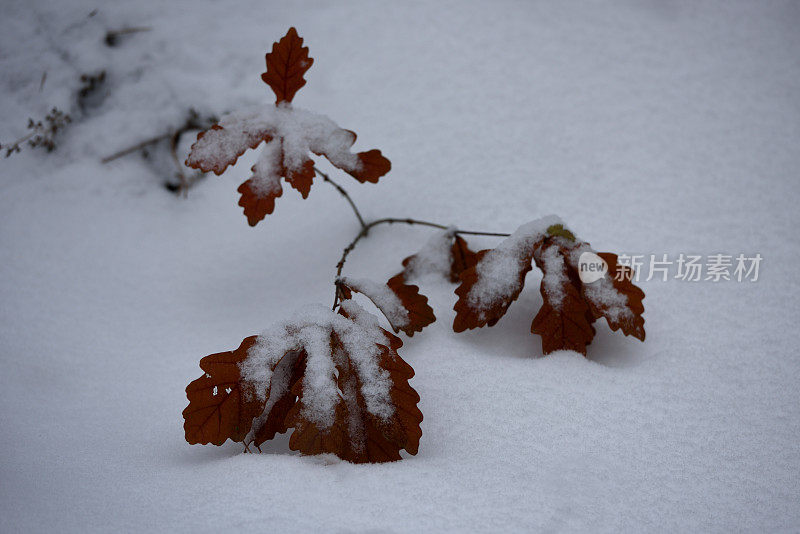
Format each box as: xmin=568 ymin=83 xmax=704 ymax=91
xmin=2 ymin=1 xmax=800 ymax=532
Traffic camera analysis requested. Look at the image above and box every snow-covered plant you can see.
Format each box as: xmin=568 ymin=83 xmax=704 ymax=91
xmin=183 ymin=28 xmax=646 ymax=462
xmin=185 ymin=28 xmax=389 ymax=225
xmin=452 ymin=218 xmax=645 ymax=353
xmin=185 ymin=301 xmax=421 ymax=462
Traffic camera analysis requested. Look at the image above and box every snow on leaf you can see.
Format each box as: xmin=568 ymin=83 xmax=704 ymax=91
xmin=452 ymin=217 xmax=562 ymax=332
xmin=385 ymin=274 xmax=436 ymax=336
xmin=339 ymin=275 xmax=436 ymax=337
xmin=539 ymin=244 xmax=567 ymax=306
xmin=251 ymin=350 xmax=306 ymax=446
xmin=401 ymin=229 xmax=454 ymax=281
xmin=400 ymin=228 xmax=479 ymax=283
xmin=236 ymin=140 xmax=284 ymax=225
xmin=185 ymin=122 xmax=273 ymax=175
xmin=555 ymin=242 xmax=645 ymax=341
xmin=452 ymin=217 xmax=646 ymax=356
xmin=338 ymin=277 xmax=407 ymax=327
xmin=186 ymin=107 xmax=390 ymax=226
xmin=261 ymin=27 xmax=314 ymax=104
xmin=287 ymin=305 xmax=421 ymax=462
xmin=183 ymin=303 xmax=422 ymax=462
xmin=591 ymin=252 xmax=645 ymax=340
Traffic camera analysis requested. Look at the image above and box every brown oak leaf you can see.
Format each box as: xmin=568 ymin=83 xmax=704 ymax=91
xmin=386 ymin=274 xmax=436 ymax=336
xmin=352 ymin=148 xmax=392 ymax=184
xmin=453 ymin=248 xmax=533 ymax=332
xmin=530 ymin=243 xmax=595 ymax=355
xmin=236 ymin=175 xmax=282 ymax=227
xmin=251 ymin=349 xmax=307 ymax=446
xmin=451 ymin=217 xmax=645 ymax=356
xmin=261 ymin=27 xmax=314 ymax=104
xmin=286 ymin=328 xmax=422 ymax=462
xmin=183 ymin=336 xmax=266 ymax=445
xmin=450 ymin=235 xmax=480 ymax=282
xmin=591 ymin=252 xmax=646 ymax=340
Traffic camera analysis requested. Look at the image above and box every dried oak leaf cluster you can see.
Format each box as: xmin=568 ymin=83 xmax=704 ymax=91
xmin=183 ymin=301 xmax=422 ymax=463
xmin=185 ymin=27 xmax=390 ymax=225
xmin=452 ymin=216 xmax=645 ymax=355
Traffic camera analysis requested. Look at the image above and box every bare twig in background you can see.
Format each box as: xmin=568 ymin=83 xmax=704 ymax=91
xmin=104 ymin=27 xmax=151 ymax=47
xmin=77 ymin=70 xmax=107 ymax=112
xmin=1 ymin=108 xmax=72 ymax=157
xmin=101 ymin=133 xmax=170 ymax=164
xmin=100 ymin=109 xmax=218 ymax=196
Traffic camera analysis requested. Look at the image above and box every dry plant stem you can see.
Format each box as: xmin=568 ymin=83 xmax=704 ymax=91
xmin=105 ymin=27 xmax=152 ymax=46
xmin=322 ymin=173 xmax=510 ymax=310
xmin=5 ymin=131 xmax=36 ymax=151
xmin=101 ymin=117 xmax=214 ymax=195
xmin=314 ymin=166 xmax=367 ymax=229
xmin=108 ymin=26 xmax=151 ymax=37
xmin=102 ymin=132 xmax=191 ymax=194
xmin=100 ymin=133 xmax=171 ymax=163
xmin=102 ymin=113 xmax=213 ymax=164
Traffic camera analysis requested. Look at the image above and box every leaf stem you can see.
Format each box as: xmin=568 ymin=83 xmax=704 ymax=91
xmin=315 ymin=166 xmax=367 ymax=230
xmin=100 ymin=133 xmax=171 ymax=163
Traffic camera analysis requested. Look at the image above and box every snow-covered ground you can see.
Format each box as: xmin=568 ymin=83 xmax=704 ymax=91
xmin=2 ymin=0 xmax=799 ymax=531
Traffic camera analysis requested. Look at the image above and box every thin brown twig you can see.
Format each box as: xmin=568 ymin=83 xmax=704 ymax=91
xmin=100 ymin=110 xmax=216 ymax=195
xmin=101 ymin=110 xmax=216 ymax=165
xmin=3 ymin=131 xmax=36 ymax=153
xmin=100 ymin=133 xmax=170 ymax=163
xmin=105 ymin=27 xmax=152 ymax=46
xmin=314 ymin=166 xmax=367 ymax=230
xmin=110 ymin=26 xmax=151 ymax=36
